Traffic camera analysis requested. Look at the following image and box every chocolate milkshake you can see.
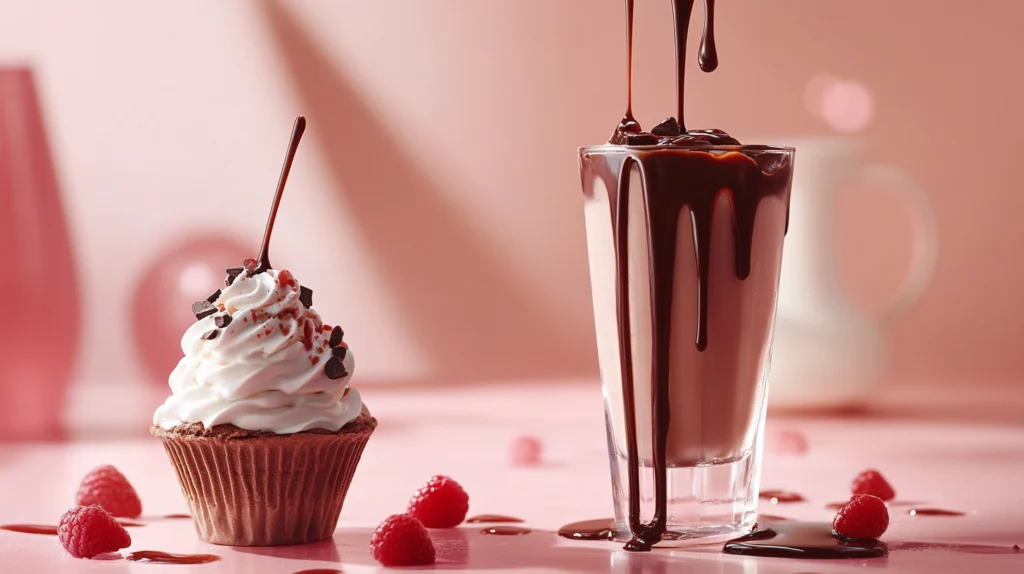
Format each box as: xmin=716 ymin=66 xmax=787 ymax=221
xmin=577 ymin=0 xmax=794 ymax=549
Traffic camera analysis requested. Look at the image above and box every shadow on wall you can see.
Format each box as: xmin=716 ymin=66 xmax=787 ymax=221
xmin=259 ymin=0 xmax=595 ymax=385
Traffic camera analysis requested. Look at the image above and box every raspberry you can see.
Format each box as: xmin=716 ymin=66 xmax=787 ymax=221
xmin=833 ymin=494 xmax=889 ymax=540
xmin=851 ymin=469 xmax=896 ymax=501
xmin=407 ymin=475 xmax=470 ymax=528
xmin=370 ymin=514 xmax=436 ymax=566
xmin=75 ymin=465 xmax=143 ymax=518
xmin=58 ymin=506 xmax=131 ymax=558
xmin=509 ymin=436 xmax=543 ymax=466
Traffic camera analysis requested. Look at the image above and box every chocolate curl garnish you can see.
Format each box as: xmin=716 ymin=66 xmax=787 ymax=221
xmin=651 ymin=117 xmax=681 ymax=137
xmin=206 ymin=290 xmax=221 ymax=304
xmin=331 ymin=346 xmax=347 ymax=360
xmin=328 ymin=326 xmax=344 ymax=347
xmin=324 ymin=355 xmax=348 ymax=380
xmin=299 ymin=286 xmax=313 ymax=309
xmin=225 ymin=267 xmax=244 ymax=286
xmin=191 ymin=300 xmax=217 ymax=320
xmin=200 ymin=329 xmax=219 ymax=341
xmin=214 ymin=314 xmax=233 ymax=329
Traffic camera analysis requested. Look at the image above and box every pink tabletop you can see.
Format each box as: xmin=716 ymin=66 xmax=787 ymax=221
xmin=1 ymin=382 xmax=1022 ymax=573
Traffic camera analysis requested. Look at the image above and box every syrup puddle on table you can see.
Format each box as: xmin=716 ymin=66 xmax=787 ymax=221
xmin=125 ymin=551 xmax=221 ymax=564
xmin=759 ymin=490 xmax=806 ymax=504
xmin=465 ymin=514 xmax=524 ymax=524
xmin=162 ymin=513 xmax=191 ymax=519
xmin=480 ymin=526 xmax=531 ymax=536
xmin=907 ymin=508 xmax=966 ymax=516
xmin=891 ymin=541 xmax=1020 ymax=555
xmin=723 ymin=520 xmax=887 ymax=559
xmin=0 ymin=524 xmax=57 ymax=535
xmin=557 ymin=518 xmax=616 ymax=541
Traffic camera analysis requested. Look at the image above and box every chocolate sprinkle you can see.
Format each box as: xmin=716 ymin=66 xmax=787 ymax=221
xmin=324 ymin=355 xmax=348 ymax=379
xmin=299 ymin=286 xmax=313 ymax=309
xmin=201 ymin=329 xmax=219 ymax=341
xmin=329 ymin=326 xmax=344 ymax=348
xmin=331 ymin=346 xmax=347 ymax=360
xmin=225 ymin=267 xmax=243 ymax=286
xmin=650 ymin=116 xmax=682 ymax=137
xmin=191 ymin=300 xmax=217 ymax=320
xmin=206 ymin=290 xmax=221 ymax=304
xmin=214 ymin=314 xmax=233 ymax=329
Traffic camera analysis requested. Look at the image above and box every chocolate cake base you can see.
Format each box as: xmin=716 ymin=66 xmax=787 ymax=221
xmin=152 ymin=413 xmax=377 ymax=546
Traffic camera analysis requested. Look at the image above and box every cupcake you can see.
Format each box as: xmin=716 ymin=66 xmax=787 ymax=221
xmin=152 ymin=263 xmax=375 ymax=546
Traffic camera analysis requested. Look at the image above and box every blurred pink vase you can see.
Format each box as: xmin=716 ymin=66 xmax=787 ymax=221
xmin=131 ymin=235 xmax=250 ymax=387
xmin=0 ymin=68 xmax=80 ymax=441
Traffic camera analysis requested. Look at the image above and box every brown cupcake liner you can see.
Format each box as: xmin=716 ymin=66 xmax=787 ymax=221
xmin=154 ymin=417 xmax=375 ymax=546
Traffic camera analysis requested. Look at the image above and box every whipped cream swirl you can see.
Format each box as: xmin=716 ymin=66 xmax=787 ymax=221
xmin=154 ymin=269 xmax=361 ymax=434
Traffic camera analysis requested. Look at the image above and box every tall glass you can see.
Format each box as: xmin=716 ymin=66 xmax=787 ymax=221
xmin=579 ymin=144 xmax=795 ymax=545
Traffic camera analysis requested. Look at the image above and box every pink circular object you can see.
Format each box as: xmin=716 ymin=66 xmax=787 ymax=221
xmin=130 ymin=235 xmax=251 ymax=387
xmin=767 ymin=428 xmax=808 ymax=455
xmin=803 ymin=73 xmax=841 ymax=119
xmin=820 ymin=80 xmax=875 ymax=133
xmin=509 ymin=436 xmax=543 ymax=467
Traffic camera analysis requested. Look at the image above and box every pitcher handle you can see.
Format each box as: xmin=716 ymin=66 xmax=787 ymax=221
xmin=855 ymin=165 xmax=940 ymax=322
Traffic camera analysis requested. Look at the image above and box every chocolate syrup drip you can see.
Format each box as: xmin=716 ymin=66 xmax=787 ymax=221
xmin=671 ymin=1 xmax=694 ymax=128
xmin=465 ymin=514 xmax=525 ymax=524
xmin=557 ymin=518 xmax=617 ymax=541
xmin=125 ymin=551 xmax=221 ymax=564
xmin=908 ymin=508 xmax=966 ymax=516
xmin=255 ymin=116 xmax=306 ymax=273
xmin=697 ymin=0 xmax=718 ymax=73
xmin=723 ymin=521 xmax=888 ymax=559
xmin=614 ymin=0 xmax=720 ymax=143
xmin=480 ymin=526 xmax=532 ymax=536
xmin=760 ymin=490 xmax=806 ymax=504
xmin=624 ymin=0 xmax=635 ymax=126
xmin=0 ymin=524 xmax=57 ymax=535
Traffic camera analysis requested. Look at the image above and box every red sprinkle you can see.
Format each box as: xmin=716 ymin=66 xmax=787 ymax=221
xmin=278 ymin=269 xmax=298 ymax=288
xmin=310 ymin=356 xmax=321 ymax=366
xmin=302 ymin=320 xmax=315 ymax=351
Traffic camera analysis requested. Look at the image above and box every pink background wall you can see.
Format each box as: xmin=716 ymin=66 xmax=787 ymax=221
xmin=1 ymin=1 xmax=1021 ymax=429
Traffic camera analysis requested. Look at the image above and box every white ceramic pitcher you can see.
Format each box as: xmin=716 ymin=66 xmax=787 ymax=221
xmin=769 ymin=138 xmax=939 ymax=409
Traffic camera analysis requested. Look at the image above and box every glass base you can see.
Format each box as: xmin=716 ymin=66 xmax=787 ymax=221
xmin=607 ymin=450 xmax=760 ymax=547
